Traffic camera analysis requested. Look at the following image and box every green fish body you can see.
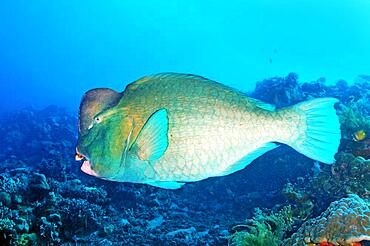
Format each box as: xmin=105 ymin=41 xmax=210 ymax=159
xmin=76 ymin=73 xmax=341 ymax=189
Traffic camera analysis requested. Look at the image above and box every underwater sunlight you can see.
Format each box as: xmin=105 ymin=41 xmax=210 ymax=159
xmin=0 ymin=1 xmax=370 ymax=245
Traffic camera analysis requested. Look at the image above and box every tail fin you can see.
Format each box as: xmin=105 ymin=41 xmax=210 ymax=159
xmin=288 ymin=98 xmax=341 ymax=164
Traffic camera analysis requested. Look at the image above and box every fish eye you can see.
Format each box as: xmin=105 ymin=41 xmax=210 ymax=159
xmin=95 ymin=116 xmax=102 ymax=124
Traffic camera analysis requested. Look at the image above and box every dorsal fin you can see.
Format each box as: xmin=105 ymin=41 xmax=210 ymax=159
xmin=146 ymin=73 xmax=213 ymax=81
xmin=249 ymin=98 xmax=276 ymax=111
xmin=130 ymin=109 xmax=169 ymax=161
xmin=126 ymin=73 xmax=218 ymax=91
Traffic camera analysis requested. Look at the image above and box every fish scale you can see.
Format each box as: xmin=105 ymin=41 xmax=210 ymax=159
xmin=77 ymin=73 xmax=341 ymax=189
xmin=119 ymin=74 xmax=278 ymax=181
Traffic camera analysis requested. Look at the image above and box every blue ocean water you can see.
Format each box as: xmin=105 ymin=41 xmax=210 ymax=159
xmin=1 ymin=1 xmax=370 ymax=245
xmin=1 ymin=1 xmax=370 ymax=112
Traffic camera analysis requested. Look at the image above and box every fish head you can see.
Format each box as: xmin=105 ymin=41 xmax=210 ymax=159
xmin=78 ymin=88 xmax=121 ymax=135
xmin=76 ymin=88 xmax=134 ymax=179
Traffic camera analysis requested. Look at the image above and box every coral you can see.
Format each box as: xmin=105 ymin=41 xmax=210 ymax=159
xmin=29 ymin=173 xmax=50 ymax=191
xmin=338 ymin=97 xmax=370 ymax=160
xmin=229 ymin=206 xmax=293 ymax=246
xmin=229 ymin=221 xmax=279 ymax=246
xmin=0 ymin=192 xmax=11 ymax=207
xmin=286 ymin=194 xmax=370 ymax=245
xmin=13 ymin=233 xmax=38 ymax=246
xmin=165 ymin=227 xmax=197 ymax=237
xmin=0 ymin=106 xmax=77 ymax=179
xmin=28 ymin=173 xmax=51 ymax=202
xmin=0 ymin=73 xmax=369 ymax=245
xmin=313 ymin=152 xmax=370 ymax=199
xmin=38 ymin=216 xmax=61 ymax=244
xmin=0 ymin=218 xmax=16 ymax=244
xmin=57 ymin=198 xmax=106 ymax=237
xmin=163 ymin=227 xmax=210 ymax=244
xmin=0 ymin=167 xmax=111 ymax=245
xmin=32 ymin=188 xmax=109 ymax=240
xmin=147 ymin=215 xmax=165 ymax=230
xmin=339 ymin=100 xmax=370 ymax=142
xmin=0 ymin=203 xmax=34 ymax=245
xmin=300 ymin=77 xmax=328 ymax=98
xmin=0 ymin=174 xmax=22 ymax=194
xmin=282 ymin=182 xmax=314 ymax=219
xmin=281 ymin=151 xmax=370 ymax=224
xmin=50 ymin=179 xmax=109 ymax=205
xmin=251 ymin=73 xmax=302 ymax=107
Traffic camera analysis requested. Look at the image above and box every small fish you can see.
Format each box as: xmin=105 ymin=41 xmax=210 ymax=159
xmin=75 ymin=73 xmax=341 ymax=189
xmin=353 ymin=130 xmax=366 ymax=141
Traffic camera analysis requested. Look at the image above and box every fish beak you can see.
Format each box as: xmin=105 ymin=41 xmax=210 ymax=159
xmin=75 ymin=147 xmax=87 ymax=161
xmin=75 ymin=153 xmax=85 ymax=161
xmin=75 ymin=147 xmax=98 ymax=176
xmin=81 ymin=160 xmax=99 ymax=177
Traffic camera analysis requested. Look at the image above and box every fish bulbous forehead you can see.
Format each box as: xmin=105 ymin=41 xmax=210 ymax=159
xmin=78 ymin=88 xmax=121 ymax=135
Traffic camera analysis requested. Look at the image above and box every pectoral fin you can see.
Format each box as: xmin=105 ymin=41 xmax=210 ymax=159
xmin=131 ymin=108 xmax=169 ymax=161
xmin=120 ymin=117 xmax=134 ymax=168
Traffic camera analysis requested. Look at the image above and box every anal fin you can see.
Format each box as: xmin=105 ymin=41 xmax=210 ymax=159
xmin=219 ymin=142 xmax=279 ymax=176
xmin=145 ymin=181 xmax=185 ymax=189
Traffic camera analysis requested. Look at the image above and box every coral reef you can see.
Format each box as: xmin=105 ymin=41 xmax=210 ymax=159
xmin=1 ymin=73 xmax=370 ymax=245
xmin=252 ymin=73 xmax=302 ymax=107
xmin=229 ymin=206 xmax=293 ymax=246
xmin=282 ymin=182 xmax=314 ymax=220
xmin=314 ymin=152 xmax=370 ymax=198
xmin=282 ymin=151 xmax=370 ymax=220
xmin=233 ymin=73 xmax=370 ymax=245
xmin=339 ymin=100 xmax=370 ymax=159
xmin=0 ymin=105 xmax=301 ymax=245
xmin=286 ymin=194 xmax=370 ymax=246
xmin=0 ymin=168 xmax=111 ymax=244
xmin=0 ymin=106 xmax=77 ymax=165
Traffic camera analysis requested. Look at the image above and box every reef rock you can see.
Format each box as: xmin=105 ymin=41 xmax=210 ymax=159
xmin=29 ymin=173 xmax=50 ymax=191
xmin=0 ymin=191 xmax=11 ymax=207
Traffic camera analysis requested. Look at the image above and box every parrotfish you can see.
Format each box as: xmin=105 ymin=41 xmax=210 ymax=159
xmin=75 ymin=73 xmax=341 ymax=189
